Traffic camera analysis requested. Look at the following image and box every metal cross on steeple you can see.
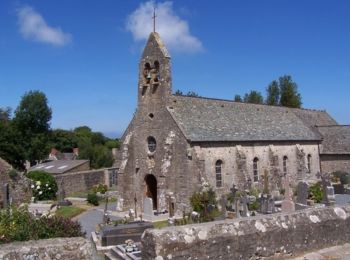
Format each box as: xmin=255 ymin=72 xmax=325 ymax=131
xmin=152 ymin=6 xmax=157 ymax=32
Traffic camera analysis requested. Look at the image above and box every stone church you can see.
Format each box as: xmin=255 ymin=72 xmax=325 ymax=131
xmin=115 ymin=32 xmax=350 ymax=212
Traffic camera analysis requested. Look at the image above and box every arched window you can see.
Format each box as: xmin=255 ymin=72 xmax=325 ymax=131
xmin=253 ymin=157 xmax=259 ymax=182
xmin=147 ymin=136 xmax=156 ymax=153
xmin=215 ymin=160 xmax=222 ymax=187
xmin=307 ymin=154 xmax=312 ymax=173
xmin=283 ymin=156 xmax=288 ymax=176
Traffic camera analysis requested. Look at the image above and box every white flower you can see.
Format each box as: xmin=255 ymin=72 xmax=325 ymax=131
xmin=36 ymin=181 xmax=41 ymax=186
xmin=36 ymin=185 xmax=40 ymax=190
xmin=39 ymin=191 xmax=43 ymax=195
xmin=48 ymin=187 xmax=51 ymax=190
xmin=45 ymin=183 xmax=49 ymax=187
xmin=31 ymin=184 xmax=35 ymax=188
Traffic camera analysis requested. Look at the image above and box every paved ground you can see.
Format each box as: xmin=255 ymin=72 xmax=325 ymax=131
xmin=292 ymin=243 xmax=350 ymax=260
xmin=74 ymin=202 xmax=121 ymax=238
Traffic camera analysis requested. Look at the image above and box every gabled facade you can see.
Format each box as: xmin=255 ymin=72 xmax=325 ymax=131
xmin=115 ymin=32 xmax=348 ymax=212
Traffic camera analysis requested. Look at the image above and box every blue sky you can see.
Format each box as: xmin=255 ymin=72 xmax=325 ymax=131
xmin=0 ymin=1 xmax=349 ymax=138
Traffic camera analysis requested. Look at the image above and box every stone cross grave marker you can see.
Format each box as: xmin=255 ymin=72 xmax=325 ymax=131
xmin=263 ymin=169 xmax=270 ymax=195
xmin=317 ymin=172 xmax=331 ymax=206
xmin=296 ymin=181 xmax=309 ymax=205
xmin=143 ymin=197 xmax=153 ymax=217
xmin=220 ymin=194 xmax=227 ymax=218
xmin=281 ymin=176 xmax=295 ymax=213
xmin=240 ymin=192 xmax=249 ymax=217
xmin=2 ymin=183 xmax=9 ymax=208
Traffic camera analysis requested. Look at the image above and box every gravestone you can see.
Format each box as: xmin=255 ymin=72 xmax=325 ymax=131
xmin=101 ymin=221 xmax=154 ymax=246
xmin=143 ymin=197 xmax=153 ymax=217
xmin=158 ymin=192 xmax=166 ymax=213
xmin=327 ymin=186 xmax=335 ymax=200
xmin=281 ymin=176 xmax=295 ymax=213
xmin=240 ymin=193 xmax=249 ymax=217
xmin=317 ymin=172 xmax=331 ymax=206
xmin=235 ymin=199 xmax=241 ymax=218
xmin=259 ymin=170 xmax=275 ymax=214
xmin=2 ymin=183 xmax=10 ymax=208
xmin=220 ymin=195 xmax=227 ymax=218
xmin=116 ymin=197 xmax=124 ymax=212
xmin=296 ymin=181 xmax=309 ymax=205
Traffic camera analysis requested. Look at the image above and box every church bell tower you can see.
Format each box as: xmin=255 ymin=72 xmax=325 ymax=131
xmin=137 ymin=32 xmax=172 ymax=107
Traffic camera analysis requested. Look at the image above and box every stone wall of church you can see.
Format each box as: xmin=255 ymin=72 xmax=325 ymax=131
xmin=320 ymin=154 xmax=350 ymax=174
xmin=193 ymin=142 xmax=320 ymax=196
xmin=118 ymin=109 xmax=201 ymax=213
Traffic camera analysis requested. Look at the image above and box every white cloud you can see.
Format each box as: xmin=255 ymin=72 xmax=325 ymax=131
xmin=126 ymin=1 xmax=203 ymax=53
xmin=17 ymin=6 xmax=71 ymax=46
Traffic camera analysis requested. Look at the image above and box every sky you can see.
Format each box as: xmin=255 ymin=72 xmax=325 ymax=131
xmin=0 ymin=1 xmax=349 ymax=138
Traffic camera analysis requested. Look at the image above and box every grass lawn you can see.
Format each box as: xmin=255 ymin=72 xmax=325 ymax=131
xmin=55 ymin=206 xmax=86 ymax=219
xmin=153 ymin=220 xmax=169 ymax=229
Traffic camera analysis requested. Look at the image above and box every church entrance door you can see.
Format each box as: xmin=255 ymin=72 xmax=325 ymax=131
xmin=144 ymin=174 xmax=157 ymax=210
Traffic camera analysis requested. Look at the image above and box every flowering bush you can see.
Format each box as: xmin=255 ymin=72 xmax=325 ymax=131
xmin=190 ymin=182 xmax=218 ymax=222
xmin=0 ymin=205 xmax=84 ymax=244
xmin=27 ymin=171 xmax=58 ymax=201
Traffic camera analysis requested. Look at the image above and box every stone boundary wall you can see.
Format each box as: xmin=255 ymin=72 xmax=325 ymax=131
xmin=54 ymin=169 xmax=107 ymax=195
xmin=0 ymin=237 xmax=92 ymax=259
xmin=142 ymin=205 xmax=350 ymax=259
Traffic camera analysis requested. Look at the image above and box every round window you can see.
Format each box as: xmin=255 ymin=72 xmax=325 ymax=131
xmin=147 ymin=136 xmax=156 ymax=152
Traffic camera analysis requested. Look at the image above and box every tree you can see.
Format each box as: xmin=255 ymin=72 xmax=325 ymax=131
xmin=243 ymin=90 xmax=264 ymax=104
xmin=234 ymin=95 xmax=242 ymax=102
xmin=12 ymin=90 xmax=52 ymax=164
xmin=0 ymin=107 xmax=11 ymax=121
xmin=265 ymin=80 xmax=280 ymax=105
xmin=174 ymin=90 xmax=183 ymax=96
xmin=186 ymin=91 xmax=199 ymax=97
xmin=278 ymin=75 xmax=302 ymax=108
xmin=50 ymin=129 xmax=78 ymax=152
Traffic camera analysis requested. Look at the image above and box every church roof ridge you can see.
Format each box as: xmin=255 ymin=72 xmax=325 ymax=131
xmin=171 ymin=94 xmax=328 ymax=113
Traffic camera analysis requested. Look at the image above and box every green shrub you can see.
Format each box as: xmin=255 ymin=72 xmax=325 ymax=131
xmin=248 ymin=201 xmax=260 ymax=211
xmin=0 ymin=206 xmax=84 ymax=244
xmin=309 ymin=182 xmax=323 ymax=203
xmin=92 ymin=184 xmax=108 ymax=194
xmin=332 ymin=171 xmax=350 ymax=185
xmin=190 ymin=187 xmax=218 ymax=222
xmin=27 ymin=171 xmax=58 ymax=201
xmin=87 ymin=193 xmax=99 ymax=206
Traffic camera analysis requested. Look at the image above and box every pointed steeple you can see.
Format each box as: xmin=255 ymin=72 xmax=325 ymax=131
xmin=142 ymin=32 xmax=170 ymax=59
xmin=138 ymin=32 xmax=172 ymax=105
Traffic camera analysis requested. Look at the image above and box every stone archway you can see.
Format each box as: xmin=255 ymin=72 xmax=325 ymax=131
xmin=144 ymin=174 xmax=157 ymax=210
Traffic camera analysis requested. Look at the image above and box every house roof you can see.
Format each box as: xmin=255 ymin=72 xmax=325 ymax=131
xmin=317 ymin=125 xmax=350 ymax=154
xmin=167 ymin=95 xmax=327 ymax=142
xmin=28 ymin=160 xmax=89 ymax=174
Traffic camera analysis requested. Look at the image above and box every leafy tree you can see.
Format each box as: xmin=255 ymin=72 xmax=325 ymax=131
xmin=91 ymin=132 xmax=106 ymax=146
xmin=12 ymin=91 xmax=52 ymax=164
xmin=278 ymin=75 xmax=302 ymax=108
xmin=0 ymin=121 xmax=25 ymax=169
xmin=50 ymin=129 xmax=78 ymax=152
xmin=234 ymin=95 xmax=242 ymax=102
xmin=243 ymin=90 xmax=264 ymax=104
xmin=0 ymin=107 xmax=11 ymax=121
xmin=174 ymin=90 xmax=183 ymax=95
xmin=186 ymin=91 xmax=199 ymax=97
xmin=265 ymin=80 xmax=280 ymax=105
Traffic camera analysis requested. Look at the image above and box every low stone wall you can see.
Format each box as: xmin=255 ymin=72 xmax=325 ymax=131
xmin=0 ymin=237 xmax=92 ymax=259
xmin=142 ymin=205 xmax=350 ymax=259
xmin=54 ymin=169 xmax=106 ymax=195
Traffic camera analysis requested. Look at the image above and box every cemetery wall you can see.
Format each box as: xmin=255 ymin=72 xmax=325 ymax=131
xmin=197 ymin=142 xmax=319 ymax=196
xmin=320 ymin=154 xmax=350 ymax=174
xmin=54 ymin=169 xmax=107 ymax=195
xmin=0 ymin=237 xmax=92 ymax=259
xmin=142 ymin=205 xmax=350 ymax=259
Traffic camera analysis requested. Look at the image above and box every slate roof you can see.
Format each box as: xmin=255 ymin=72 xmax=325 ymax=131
xmin=317 ymin=126 xmax=350 ymax=154
xmin=28 ymin=160 xmax=89 ymax=174
xmin=167 ymin=95 xmax=324 ymax=142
